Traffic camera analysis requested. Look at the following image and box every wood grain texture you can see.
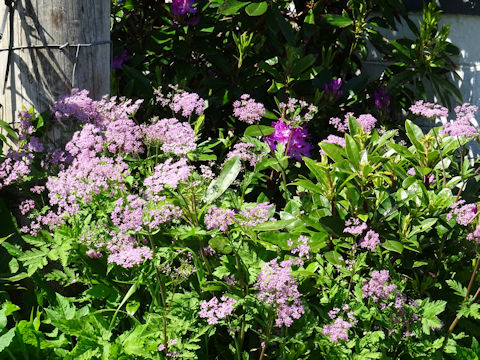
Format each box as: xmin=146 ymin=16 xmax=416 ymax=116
xmin=0 ymin=0 xmax=110 ymax=127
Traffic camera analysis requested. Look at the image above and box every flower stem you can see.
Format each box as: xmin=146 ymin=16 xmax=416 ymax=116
xmin=441 ymin=255 xmax=480 ymax=352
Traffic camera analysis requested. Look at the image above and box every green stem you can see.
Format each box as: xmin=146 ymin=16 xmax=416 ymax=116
xmin=441 ymin=255 xmax=480 ymax=352
xmin=259 ymin=312 xmax=274 ymax=360
xmin=433 ymin=127 xmax=447 ymax=187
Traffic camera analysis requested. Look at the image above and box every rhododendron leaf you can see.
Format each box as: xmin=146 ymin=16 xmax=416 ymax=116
xmin=347 ymin=115 xmax=362 ymax=137
xmin=245 ymin=1 xmax=267 ymax=16
xmin=293 ymin=179 xmax=324 ymax=194
xmin=291 ymin=54 xmax=315 ymax=78
xmin=218 ymin=0 xmax=249 ymax=15
xmin=320 ymin=143 xmax=344 ymax=163
xmin=345 ymin=134 xmax=360 ymax=169
xmin=382 ymin=240 xmax=403 ymax=254
xmin=408 ymin=218 xmax=437 ymax=238
xmin=405 ymin=120 xmax=426 ymax=153
xmin=244 ymin=125 xmax=274 ymax=137
xmin=325 ymin=250 xmax=344 ymax=265
xmin=205 ymin=155 xmax=241 ymax=203
xmin=323 ymin=14 xmax=353 ymax=27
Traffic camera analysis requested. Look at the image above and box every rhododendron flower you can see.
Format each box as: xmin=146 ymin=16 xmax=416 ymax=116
xmin=372 ymin=87 xmax=391 ymax=112
xmin=323 ymin=78 xmax=343 ymax=99
xmin=111 ymin=49 xmax=130 ymax=69
xmin=171 ymin=0 xmax=197 ymax=16
xmin=266 ymin=120 xmax=312 ymax=160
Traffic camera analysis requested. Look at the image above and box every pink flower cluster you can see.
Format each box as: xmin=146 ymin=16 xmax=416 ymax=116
xmin=144 ymin=158 xmax=192 ymax=200
xmin=362 ymin=270 xmax=397 ymax=302
xmin=446 ymin=200 xmax=477 ymax=226
xmin=199 ymin=296 xmax=236 ymax=325
xmin=322 ymin=317 xmax=353 ymax=342
xmin=142 ymin=117 xmax=196 ymax=155
xmin=111 ymin=195 xmax=145 ymax=233
xmin=359 ymin=230 xmax=380 ymax=252
xmin=344 ymin=218 xmax=368 ymax=235
xmin=154 ymin=85 xmax=205 ymax=118
xmin=289 ymin=235 xmax=310 ymax=258
xmin=232 ymin=94 xmax=265 ymax=124
xmin=107 ymin=243 xmax=152 ymax=268
xmin=440 ymin=103 xmax=478 ymax=138
xmin=255 ymin=259 xmax=305 ymax=327
xmin=467 ymin=225 xmax=480 ymax=243
xmin=409 ymin=100 xmax=448 ymax=119
xmin=320 ymin=134 xmax=345 ymax=148
xmin=278 ymin=98 xmax=317 ymax=125
xmin=329 ymin=113 xmax=377 ymax=134
xmin=226 ymin=142 xmax=261 ymax=167
xmin=238 ymin=202 xmax=275 ymax=227
xmin=205 ymin=206 xmax=235 ymax=232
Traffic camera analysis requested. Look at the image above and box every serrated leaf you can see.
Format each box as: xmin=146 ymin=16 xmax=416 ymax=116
xmin=18 ymin=247 xmax=49 ymax=276
xmin=446 ymin=279 xmax=467 ymax=298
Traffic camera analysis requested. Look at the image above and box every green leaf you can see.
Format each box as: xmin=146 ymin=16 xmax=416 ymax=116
xmin=319 ymin=142 xmax=345 ymax=163
xmin=325 ymin=251 xmax=344 ymax=265
xmin=345 ymin=134 xmax=360 ymax=170
xmin=244 ymin=125 xmax=274 ymax=137
xmin=219 ymin=0 xmax=249 ymax=15
xmin=18 ymin=247 xmax=49 ymax=276
xmin=245 ymin=1 xmax=267 ymax=16
xmin=323 ymin=14 xmax=353 ymax=27
xmin=204 ymin=155 xmax=241 ymax=203
xmin=382 ymin=240 xmax=404 ymax=254
xmin=446 ymin=279 xmax=467 ymax=298
xmin=209 ymin=236 xmax=233 ymax=254
xmin=0 ymin=328 xmax=15 ymax=352
xmin=405 ymin=120 xmax=425 ymax=153
xmin=291 ymin=55 xmax=315 ymax=78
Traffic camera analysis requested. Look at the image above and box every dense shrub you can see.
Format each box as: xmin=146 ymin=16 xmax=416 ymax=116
xmin=0 ymin=86 xmax=480 ymax=359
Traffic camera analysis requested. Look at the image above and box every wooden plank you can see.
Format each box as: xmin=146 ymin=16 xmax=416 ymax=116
xmin=0 ymin=0 xmax=110 ymax=128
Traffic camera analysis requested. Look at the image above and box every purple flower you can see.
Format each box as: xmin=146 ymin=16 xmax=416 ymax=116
xmin=323 ymin=78 xmax=343 ymax=99
xmin=372 ymin=87 xmax=391 ymax=112
xmin=171 ymin=0 xmax=197 ymax=16
xmin=111 ymin=49 xmax=130 ymax=69
xmin=467 ymin=225 xmax=480 ymax=243
xmin=143 ymin=158 xmax=192 ymax=200
xmin=107 ymin=242 xmax=153 ymax=268
xmin=266 ymin=120 xmax=312 ymax=160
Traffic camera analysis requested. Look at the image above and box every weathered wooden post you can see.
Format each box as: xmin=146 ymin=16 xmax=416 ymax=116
xmin=0 ymin=0 xmax=110 ymax=127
